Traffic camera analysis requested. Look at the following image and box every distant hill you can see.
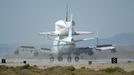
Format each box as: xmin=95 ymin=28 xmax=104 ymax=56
xmin=76 ymin=33 xmax=134 ymax=47
xmin=100 ymin=33 xmax=134 ymax=44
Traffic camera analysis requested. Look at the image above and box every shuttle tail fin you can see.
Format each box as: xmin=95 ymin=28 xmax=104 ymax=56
xmin=65 ymin=4 xmax=69 ymax=22
xmin=68 ymin=14 xmax=73 ymax=37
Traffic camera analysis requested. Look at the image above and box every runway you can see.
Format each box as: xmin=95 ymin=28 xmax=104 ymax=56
xmin=0 ymin=44 xmax=134 ymax=72
xmin=0 ymin=58 xmax=134 ymax=72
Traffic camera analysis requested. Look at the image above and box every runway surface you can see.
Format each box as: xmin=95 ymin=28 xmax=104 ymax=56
xmin=0 ymin=44 xmax=134 ymax=72
xmin=0 ymin=58 xmax=134 ymax=72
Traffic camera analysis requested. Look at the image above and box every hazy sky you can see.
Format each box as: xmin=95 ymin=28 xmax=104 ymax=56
xmin=0 ymin=0 xmax=134 ymax=45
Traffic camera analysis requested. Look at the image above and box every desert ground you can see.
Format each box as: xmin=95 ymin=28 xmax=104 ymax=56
xmin=0 ymin=58 xmax=134 ymax=72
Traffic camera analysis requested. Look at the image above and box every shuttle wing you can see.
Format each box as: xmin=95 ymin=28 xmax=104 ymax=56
xmin=74 ymin=31 xmax=93 ymax=35
xmin=40 ymin=31 xmax=93 ymax=36
xmin=40 ymin=31 xmax=58 ymax=36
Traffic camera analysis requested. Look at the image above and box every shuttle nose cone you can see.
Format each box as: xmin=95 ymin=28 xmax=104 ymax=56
xmin=55 ymin=20 xmax=66 ymax=28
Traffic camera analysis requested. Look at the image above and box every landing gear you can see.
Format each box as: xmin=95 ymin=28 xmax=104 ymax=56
xmin=75 ymin=56 xmax=79 ymax=62
xmin=50 ymin=56 xmax=54 ymax=62
xmin=49 ymin=56 xmax=80 ymax=62
xmin=67 ymin=56 xmax=72 ymax=62
xmin=57 ymin=56 xmax=63 ymax=62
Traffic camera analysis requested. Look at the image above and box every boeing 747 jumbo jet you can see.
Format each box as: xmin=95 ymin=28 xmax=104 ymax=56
xmin=15 ymin=6 xmax=116 ymax=62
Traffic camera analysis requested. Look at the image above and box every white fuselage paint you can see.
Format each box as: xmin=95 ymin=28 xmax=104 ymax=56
xmin=52 ymin=36 xmax=75 ymax=56
xmin=52 ymin=20 xmax=75 ymax=56
xmin=54 ymin=20 xmax=75 ymax=36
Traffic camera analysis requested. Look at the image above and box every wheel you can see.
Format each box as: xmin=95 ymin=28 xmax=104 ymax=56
xmin=75 ymin=56 xmax=79 ymax=62
xmin=67 ymin=56 xmax=72 ymax=62
xmin=50 ymin=56 xmax=54 ymax=62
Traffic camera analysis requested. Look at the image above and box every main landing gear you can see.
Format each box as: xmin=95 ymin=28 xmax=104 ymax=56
xmin=49 ymin=56 xmax=80 ymax=62
xmin=67 ymin=56 xmax=72 ymax=62
xmin=50 ymin=56 xmax=54 ymax=62
xmin=74 ymin=56 xmax=79 ymax=62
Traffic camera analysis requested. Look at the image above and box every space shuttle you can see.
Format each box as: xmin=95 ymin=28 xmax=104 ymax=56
xmin=40 ymin=5 xmax=92 ymax=36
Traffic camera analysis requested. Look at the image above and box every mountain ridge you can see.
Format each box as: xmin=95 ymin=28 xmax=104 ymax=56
xmin=76 ymin=32 xmax=134 ymax=47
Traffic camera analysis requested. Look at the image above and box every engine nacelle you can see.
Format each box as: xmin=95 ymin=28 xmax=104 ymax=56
xmin=95 ymin=44 xmax=116 ymax=53
xmin=74 ymin=47 xmax=94 ymax=56
xmin=88 ymin=50 xmax=94 ymax=56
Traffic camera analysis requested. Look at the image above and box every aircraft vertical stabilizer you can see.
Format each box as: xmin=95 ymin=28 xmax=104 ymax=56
xmin=68 ymin=14 xmax=73 ymax=37
xmin=65 ymin=4 xmax=69 ymax=22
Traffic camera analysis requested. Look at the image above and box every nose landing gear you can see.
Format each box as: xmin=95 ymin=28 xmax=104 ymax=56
xmin=50 ymin=56 xmax=54 ymax=62
xmin=67 ymin=56 xmax=72 ymax=62
xmin=75 ymin=56 xmax=79 ymax=62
